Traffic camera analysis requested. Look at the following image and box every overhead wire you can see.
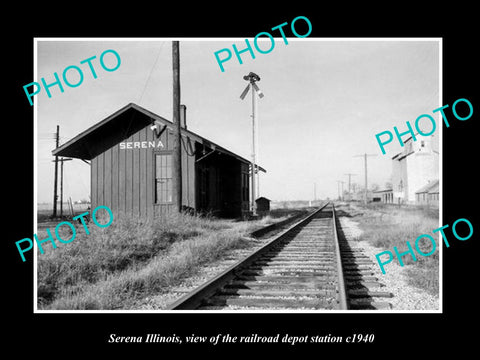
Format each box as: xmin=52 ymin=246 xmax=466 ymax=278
xmin=137 ymin=41 xmax=166 ymax=105
xmin=120 ymin=42 xmax=167 ymax=143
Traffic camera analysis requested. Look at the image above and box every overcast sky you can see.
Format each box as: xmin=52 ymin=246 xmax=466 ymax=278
xmin=35 ymin=38 xmax=440 ymax=204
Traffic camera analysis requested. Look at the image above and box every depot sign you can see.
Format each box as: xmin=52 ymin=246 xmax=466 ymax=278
xmin=119 ymin=140 xmax=165 ymax=150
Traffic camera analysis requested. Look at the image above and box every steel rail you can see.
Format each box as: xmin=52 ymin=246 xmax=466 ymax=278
xmin=167 ymin=202 xmax=330 ymax=310
xmin=332 ymin=204 xmax=348 ymax=310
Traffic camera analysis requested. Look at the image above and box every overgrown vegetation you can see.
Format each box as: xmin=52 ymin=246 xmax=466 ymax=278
xmin=349 ymin=202 xmax=440 ymax=295
xmin=37 ymin=211 xmax=287 ymax=310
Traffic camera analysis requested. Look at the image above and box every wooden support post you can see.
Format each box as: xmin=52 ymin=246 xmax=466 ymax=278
xmin=53 ymin=125 xmax=59 ymax=218
xmin=59 ymin=157 xmax=72 ymax=217
xmin=172 ymin=41 xmax=182 ymax=213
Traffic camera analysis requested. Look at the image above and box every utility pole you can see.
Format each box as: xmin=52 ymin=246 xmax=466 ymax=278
xmin=172 ymin=41 xmax=182 ymax=213
xmin=352 ymin=183 xmax=357 ymax=193
xmin=344 ymin=173 xmax=357 ymax=194
xmin=52 ymin=125 xmax=59 ymax=218
xmin=354 ymin=153 xmax=377 ymax=205
xmin=337 ymin=180 xmax=345 ymax=201
xmin=52 ymin=156 xmax=73 ymax=217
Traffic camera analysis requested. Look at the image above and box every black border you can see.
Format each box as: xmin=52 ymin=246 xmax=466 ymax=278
xmin=6 ymin=6 xmax=479 ymax=355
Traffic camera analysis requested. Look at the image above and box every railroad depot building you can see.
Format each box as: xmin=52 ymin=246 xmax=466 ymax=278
xmin=52 ymin=103 xmax=264 ymax=218
xmin=390 ymin=134 xmax=439 ymax=205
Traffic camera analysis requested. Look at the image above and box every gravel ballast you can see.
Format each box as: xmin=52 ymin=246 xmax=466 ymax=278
xmin=134 ymin=205 xmax=440 ymax=311
xmin=338 ymin=210 xmax=440 ymax=311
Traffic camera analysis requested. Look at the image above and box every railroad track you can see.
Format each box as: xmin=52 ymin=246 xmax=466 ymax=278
xmin=167 ymin=203 xmax=392 ymax=310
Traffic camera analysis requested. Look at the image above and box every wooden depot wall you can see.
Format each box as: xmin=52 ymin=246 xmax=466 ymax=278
xmin=90 ymin=124 xmax=195 ymax=218
xmin=53 ymin=103 xmax=253 ymax=219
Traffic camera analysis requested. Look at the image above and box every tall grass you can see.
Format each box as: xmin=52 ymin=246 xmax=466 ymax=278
xmin=37 ymin=212 xmax=257 ymax=310
xmin=354 ymin=203 xmax=440 ymax=295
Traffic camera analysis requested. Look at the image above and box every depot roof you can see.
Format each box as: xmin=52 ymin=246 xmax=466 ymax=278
xmin=52 ymin=103 xmax=266 ymax=172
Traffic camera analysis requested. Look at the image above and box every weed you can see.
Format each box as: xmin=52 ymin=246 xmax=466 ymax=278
xmin=37 ymin=211 xmax=261 ymax=310
xmin=352 ymin=203 xmax=440 ymax=295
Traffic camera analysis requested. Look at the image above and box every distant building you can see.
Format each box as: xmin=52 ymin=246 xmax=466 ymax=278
xmin=415 ymin=179 xmax=439 ymax=206
xmin=372 ymin=188 xmax=394 ymax=203
xmin=391 ymin=134 xmax=439 ymax=204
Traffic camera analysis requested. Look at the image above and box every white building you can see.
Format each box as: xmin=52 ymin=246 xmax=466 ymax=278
xmin=391 ymin=134 xmax=439 ymax=204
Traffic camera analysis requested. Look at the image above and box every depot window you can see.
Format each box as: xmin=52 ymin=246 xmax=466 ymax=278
xmin=155 ymin=153 xmax=173 ymax=204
